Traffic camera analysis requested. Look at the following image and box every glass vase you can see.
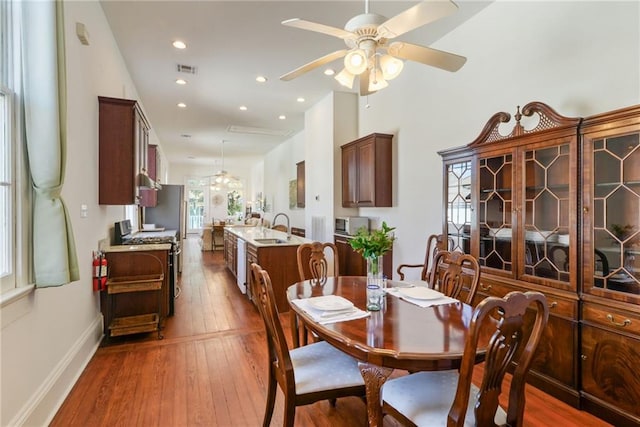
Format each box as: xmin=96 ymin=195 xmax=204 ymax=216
xmin=366 ymin=255 xmax=383 ymax=311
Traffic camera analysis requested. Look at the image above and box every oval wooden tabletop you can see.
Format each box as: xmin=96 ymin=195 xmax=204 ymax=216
xmin=287 ymin=276 xmax=489 ymax=372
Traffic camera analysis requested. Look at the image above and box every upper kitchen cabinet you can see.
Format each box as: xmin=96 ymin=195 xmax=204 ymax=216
xmin=98 ymin=96 xmax=152 ymax=205
xmin=296 ymin=161 xmax=305 ymax=208
xmin=341 ymin=133 xmax=393 ymax=207
xmin=140 ymin=145 xmax=159 ymax=207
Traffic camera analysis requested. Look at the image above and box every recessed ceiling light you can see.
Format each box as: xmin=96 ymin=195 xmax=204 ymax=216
xmin=255 ymin=76 xmax=267 ymax=83
xmin=177 ymin=102 xmax=187 ymax=108
xmin=175 ymin=78 xmax=187 ymax=85
xmin=324 ymin=68 xmax=335 ymax=76
xmin=239 ymin=105 xmax=248 ymax=111
xmin=172 ymin=40 xmax=186 ymax=49
xmin=278 ymin=115 xmax=286 ymax=120
xmin=297 ymin=97 xmax=305 ymax=103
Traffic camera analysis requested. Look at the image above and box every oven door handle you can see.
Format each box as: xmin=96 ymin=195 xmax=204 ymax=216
xmin=174 ymin=247 xmax=182 ymax=255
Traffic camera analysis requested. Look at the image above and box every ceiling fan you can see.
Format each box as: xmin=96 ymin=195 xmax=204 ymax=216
xmin=280 ymin=0 xmax=466 ymax=95
xmin=209 ymin=140 xmax=240 ymax=188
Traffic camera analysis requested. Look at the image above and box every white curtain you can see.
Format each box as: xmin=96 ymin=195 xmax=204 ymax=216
xmin=22 ymin=0 xmax=78 ymax=286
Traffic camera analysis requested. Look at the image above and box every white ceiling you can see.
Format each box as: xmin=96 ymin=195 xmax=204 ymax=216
xmin=99 ymin=1 xmax=490 ymax=169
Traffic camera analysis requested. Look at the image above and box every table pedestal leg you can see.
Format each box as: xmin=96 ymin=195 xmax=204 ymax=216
xmin=358 ymin=362 xmax=393 ymax=427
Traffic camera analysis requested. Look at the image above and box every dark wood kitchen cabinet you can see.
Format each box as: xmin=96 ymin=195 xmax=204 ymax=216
xmin=334 ymin=234 xmax=393 ymax=278
xmin=140 ymin=144 xmax=158 ymax=207
xmin=341 ymin=133 xmax=392 ymax=207
xmin=98 ymin=96 xmax=151 ymax=205
xmin=296 ymin=160 xmax=305 ymax=208
xmin=440 ymin=102 xmax=640 ymax=426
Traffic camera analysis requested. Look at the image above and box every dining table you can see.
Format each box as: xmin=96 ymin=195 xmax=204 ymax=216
xmin=287 ymin=276 xmax=493 ymax=427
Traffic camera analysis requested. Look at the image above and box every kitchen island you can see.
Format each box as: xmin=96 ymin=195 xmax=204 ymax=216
xmin=223 ymin=226 xmax=311 ymax=312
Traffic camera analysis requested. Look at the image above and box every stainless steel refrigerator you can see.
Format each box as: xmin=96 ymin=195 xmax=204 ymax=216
xmin=144 ymin=184 xmax=186 ymax=270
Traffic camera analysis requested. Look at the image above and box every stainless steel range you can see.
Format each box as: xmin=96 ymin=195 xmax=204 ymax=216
xmin=114 ymin=220 xmax=180 ymax=316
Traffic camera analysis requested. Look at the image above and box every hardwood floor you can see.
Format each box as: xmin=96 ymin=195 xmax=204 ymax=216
xmin=51 ymin=236 xmax=611 ymax=426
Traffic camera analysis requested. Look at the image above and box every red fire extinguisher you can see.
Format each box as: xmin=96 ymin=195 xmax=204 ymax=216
xmin=92 ymin=251 xmax=107 ymax=291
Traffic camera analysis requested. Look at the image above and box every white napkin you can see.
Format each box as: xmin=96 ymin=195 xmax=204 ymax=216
xmin=385 ymin=284 xmax=459 ymax=308
xmin=290 ymin=298 xmax=370 ymax=324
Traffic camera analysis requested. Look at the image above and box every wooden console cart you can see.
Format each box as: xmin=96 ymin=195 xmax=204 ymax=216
xmin=439 ymin=102 xmax=640 ymax=427
xmin=103 ymin=252 xmax=165 ymax=340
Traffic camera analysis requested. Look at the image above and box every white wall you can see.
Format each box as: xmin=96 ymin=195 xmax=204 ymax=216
xmin=2 ymin=1 xmax=638 ymax=425
xmin=357 ymin=0 xmax=640 ymax=278
xmin=0 ymin=0 xmax=159 ymax=425
xmin=261 ymin=131 xmax=306 ymax=229
xmin=303 ymin=92 xmax=358 ymax=241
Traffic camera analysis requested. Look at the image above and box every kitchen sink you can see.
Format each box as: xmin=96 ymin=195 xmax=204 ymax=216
xmin=253 ymin=238 xmax=288 ymax=245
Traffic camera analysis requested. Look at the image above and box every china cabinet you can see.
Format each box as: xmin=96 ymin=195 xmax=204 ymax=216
xmin=341 ymin=133 xmax=393 ymax=207
xmin=440 ymin=102 xmax=640 ymax=426
xmin=441 ymin=102 xmax=582 ymax=405
xmin=98 ymin=96 xmax=151 ymax=205
xmin=580 ymin=105 xmax=640 ymax=426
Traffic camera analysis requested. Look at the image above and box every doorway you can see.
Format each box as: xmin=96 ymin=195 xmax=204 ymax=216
xmin=186 ymin=177 xmax=209 ymax=234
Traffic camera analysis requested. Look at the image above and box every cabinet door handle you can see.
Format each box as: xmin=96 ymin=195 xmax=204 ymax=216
xmin=549 ymin=301 xmax=558 ymax=309
xmin=583 ymin=207 xmax=589 ymax=213
xmin=480 ymin=284 xmax=492 ymax=292
xmin=581 ymin=354 xmax=587 ymax=361
xmin=606 ymin=314 xmax=631 ymax=327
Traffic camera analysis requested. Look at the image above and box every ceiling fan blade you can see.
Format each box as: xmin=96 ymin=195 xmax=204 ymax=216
xmin=282 ymin=18 xmax=354 ymax=40
xmin=377 ymin=0 xmax=459 ymax=39
xmin=359 ymin=71 xmax=376 ymax=96
xmin=280 ymin=49 xmax=348 ymax=81
xmin=388 ymin=42 xmax=466 ymax=72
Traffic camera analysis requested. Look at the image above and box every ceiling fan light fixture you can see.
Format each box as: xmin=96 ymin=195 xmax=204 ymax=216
xmin=344 ymin=49 xmax=368 ymax=75
xmin=380 ymin=54 xmax=404 ymax=80
xmin=335 ymin=68 xmax=355 ymax=88
xmin=368 ymin=68 xmax=388 ymax=92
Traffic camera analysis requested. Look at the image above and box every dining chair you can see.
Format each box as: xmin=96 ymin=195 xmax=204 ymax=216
xmin=293 ymin=242 xmax=340 ymax=347
xmin=428 ymin=250 xmax=481 ymax=305
xmin=381 ymin=291 xmax=549 ymax=427
xmin=397 ymin=234 xmax=454 ymax=281
xmin=249 ymin=263 xmax=366 ymax=427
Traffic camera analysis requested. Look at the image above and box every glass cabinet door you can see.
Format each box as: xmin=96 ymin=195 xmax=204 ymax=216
xmin=591 ymin=132 xmax=640 ymax=295
xmin=478 ymin=154 xmax=513 ymax=272
xmin=445 ymin=161 xmax=472 ymax=253
xmin=523 ymin=144 xmax=571 ymax=282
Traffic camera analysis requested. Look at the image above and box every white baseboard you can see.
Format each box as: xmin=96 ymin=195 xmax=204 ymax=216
xmin=9 ymin=314 xmax=104 ymax=427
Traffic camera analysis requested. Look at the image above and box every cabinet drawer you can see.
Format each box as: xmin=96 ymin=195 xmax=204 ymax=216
xmin=475 ymin=279 xmax=576 ymax=319
xmin=582 ymin=302 xmax=640 ymax=336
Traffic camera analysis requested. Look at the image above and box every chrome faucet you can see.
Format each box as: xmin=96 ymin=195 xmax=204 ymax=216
xmin=272 ymin=212 xmax=291 ymax=239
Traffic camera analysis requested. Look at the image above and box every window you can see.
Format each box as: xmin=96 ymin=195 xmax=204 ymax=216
xmin=0 ymin=88 xmax=12 ymax=292
xmin=1 ymin=0 xmax=31 ymax=298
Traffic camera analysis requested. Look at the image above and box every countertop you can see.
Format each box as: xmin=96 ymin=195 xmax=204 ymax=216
xmin=225 ymin=225 xmax=311 ymax=247
xmin=103 ymin=243 xmax=172 ymax=253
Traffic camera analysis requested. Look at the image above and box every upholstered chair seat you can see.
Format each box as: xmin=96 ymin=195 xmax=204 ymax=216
xmin=290 ymin=340 xmax=365 ymax=395
xmin=381 ymin=371 xmax=507 ymax=426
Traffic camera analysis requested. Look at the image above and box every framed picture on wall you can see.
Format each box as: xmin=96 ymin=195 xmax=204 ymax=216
xmin=289 ymin=180 xmax=297 ymax=209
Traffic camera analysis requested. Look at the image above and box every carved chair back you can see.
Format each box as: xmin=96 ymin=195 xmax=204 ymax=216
xmin=428 ymin=250 xmax=481 ymax=305
xmin=449 ymin=291 xmax=549 ymax=427
xmin=397 ymin=233 xmax=454 ymax=281
xmin=296 ymin=242 xmax=339 ymax=285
